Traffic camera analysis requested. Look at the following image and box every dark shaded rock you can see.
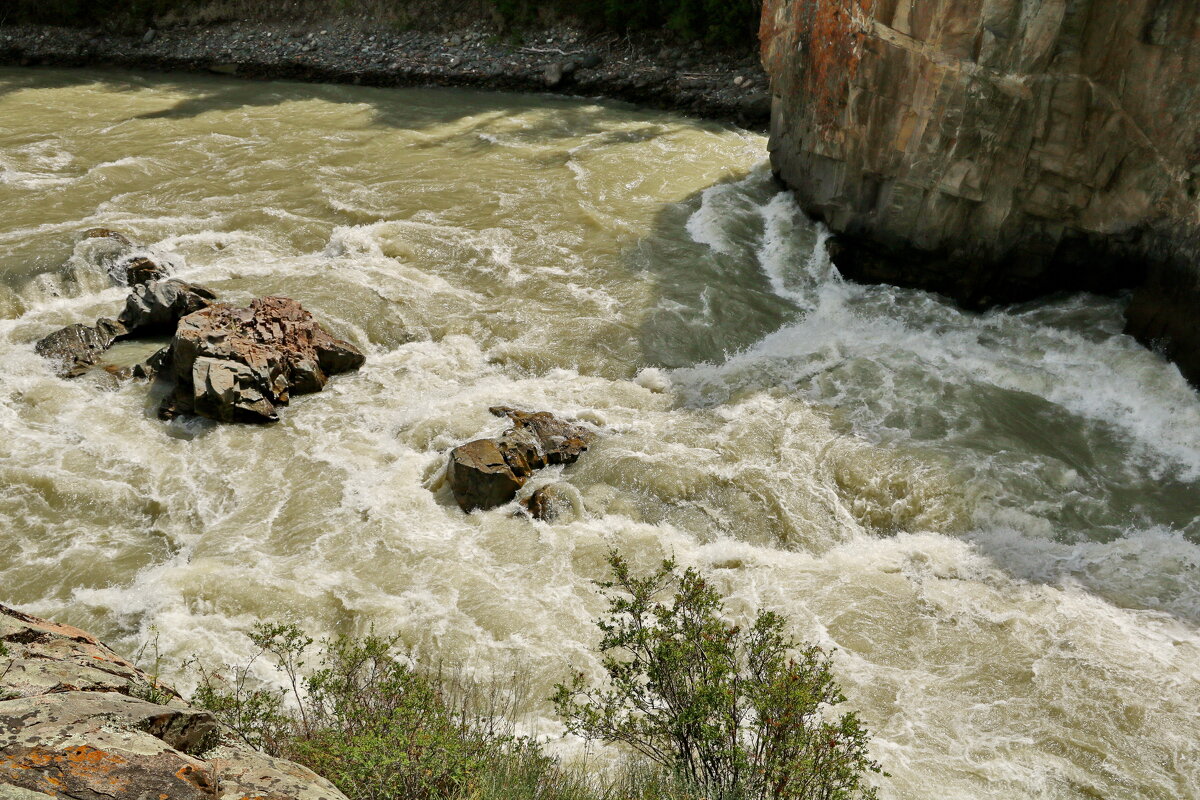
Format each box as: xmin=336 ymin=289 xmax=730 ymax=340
xmin=0 ymin=602 xmax=349 ymax=800
xmin=122 ymin=255 xmax=172 ymax=286
xmin=118 ymin=279 xmax=218 ymax=335
xmin=159 ymin=296 xmax=364 ymax=423
xmin=447 ymin=408 xmax=594 ymax=512
xmin=579 ymin=52 xmax=603 ymax=69
xmin=34 ymin=317 xmax=127 ymax=378
xmin=133 ymin=345 xmax=172 ymax=380
xmin=520 ymin=484 xmax=570 ymax=522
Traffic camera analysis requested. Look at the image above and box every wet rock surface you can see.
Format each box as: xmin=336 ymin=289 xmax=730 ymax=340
xmin=761 ymin=0 xmax=1200 ymax=385
xmin=32 ymin=233 xmax=362 ymax=423
xmin=447 ymin=406 xmax=594 ymax=512
xmin=520 ymin=483 xmax=571 ymax=522
xmin=34 ymin=317 xmax=127 ymax=378
xmin=0 ymin=20 xmax=769 ymax=128
xmin=118 ymin=278 xmax=217 ymax=335
xmin=0 ymin=603 xmax=349 ymax=800
xmin=158 ymin=296 xmax=365 ymax=423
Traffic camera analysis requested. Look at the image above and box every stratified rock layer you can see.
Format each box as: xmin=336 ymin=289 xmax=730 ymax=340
xmin=0 ymin=603 xmax=349 ymax=800
xmin=760 ymin=0 xmax=1200 ymax=383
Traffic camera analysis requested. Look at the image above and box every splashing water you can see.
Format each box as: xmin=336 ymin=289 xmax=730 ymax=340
xmin=1 ymin=68 xmax=1198 ymax=799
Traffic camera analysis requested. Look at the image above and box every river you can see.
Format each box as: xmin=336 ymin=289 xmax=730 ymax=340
xmin=1 ymin=67 xmax=1198 ymax=799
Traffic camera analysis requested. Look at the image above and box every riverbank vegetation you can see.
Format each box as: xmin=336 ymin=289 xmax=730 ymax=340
xmin=188 ymin=553 xmax=881 ymax=800
xmin=0 ymin=0 xmax=762 ymax=46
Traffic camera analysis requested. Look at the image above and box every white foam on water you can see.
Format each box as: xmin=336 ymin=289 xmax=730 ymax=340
xmin=2 ymin=69 xmax=1199 ymax=800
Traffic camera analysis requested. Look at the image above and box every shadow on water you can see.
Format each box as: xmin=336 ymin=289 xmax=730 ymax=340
xmin=627 ymin=168 xmax=1200 ymax=624
xmin=629 ymin=172 xmax=804 ymax=370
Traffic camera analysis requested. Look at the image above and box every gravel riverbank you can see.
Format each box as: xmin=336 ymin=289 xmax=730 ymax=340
xmin=0 ymin=20 xmax=771 ymax=128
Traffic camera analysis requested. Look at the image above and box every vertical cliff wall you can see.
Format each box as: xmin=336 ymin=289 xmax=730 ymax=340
xmin=760 ymin=0 xmax=1200 ymax=384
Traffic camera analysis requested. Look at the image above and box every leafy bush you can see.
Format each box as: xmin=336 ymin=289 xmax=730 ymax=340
xmin=189 ymin=553 xmax=884 ymax=800
xmin=191 ymin=623 xmax=600 ymax=800
xmin=552 ymin=553 xmax=882 ymax=800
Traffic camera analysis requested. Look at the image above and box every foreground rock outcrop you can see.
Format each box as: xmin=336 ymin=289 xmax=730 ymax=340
xmin=760 ymin=0 xmax=1200 ymax=384
xmin=447 ymin=406 xmax=595 ymax=513
xmin=0 ymin=603 xmax=349 ymax=800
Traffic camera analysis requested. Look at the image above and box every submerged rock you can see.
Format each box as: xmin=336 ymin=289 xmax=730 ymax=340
xmin=158 ymin=296 xmax=365 ymax=423
xmin=82 ymin=227 xmax=132 ymax=247
xmin=34 ymin=317 xmax=127 ymax=378
xmin=520 ymin=484 xmax=571 ymax=522
xmin=122 ymin=255 xmax=172 ymax=286
xmin=119 ymin=278 xmax=218 ymax=335
xmin=0 ymin=602 xmax=349 ymax=800
xmin=447 ymin=407 xmax=594 ymax=512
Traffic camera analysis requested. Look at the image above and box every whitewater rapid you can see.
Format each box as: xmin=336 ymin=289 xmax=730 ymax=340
xmin=1 ymin=68 xmax=1198 ymax=799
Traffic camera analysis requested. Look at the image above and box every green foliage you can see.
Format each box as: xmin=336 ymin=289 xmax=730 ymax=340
xmin=129 ymin=626 xmax=177 ymax=706
xmin=191 ymin=624 xmax=595 ymax=800
xmin=552 ymin=553 xmax=882 ymax=800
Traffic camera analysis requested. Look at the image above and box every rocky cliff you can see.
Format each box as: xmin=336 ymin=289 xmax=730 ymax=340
xmin=0 ymin=604 xmax=348 ymax=799
xmin=760 ymin=0 xmax=1200 ymax=384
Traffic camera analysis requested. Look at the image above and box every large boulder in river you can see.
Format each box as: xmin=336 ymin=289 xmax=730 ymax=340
xmin=447 ymin=407 xmax=595 ymax=512
xmin=158 ymin=296 xmax=365 ymax=423
xmin=0 ymin=602 xmax=349 ymax=800
xmin=34 ymin=317 xmax=127 ymax=378
xmin=119 ymin=278 xmax=218 ymax=335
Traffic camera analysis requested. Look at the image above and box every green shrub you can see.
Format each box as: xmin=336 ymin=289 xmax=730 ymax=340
xmin=552 ymin=553 xmax=882 ymax=800
xmin=191 ymin=623 xmax=599 ymax=800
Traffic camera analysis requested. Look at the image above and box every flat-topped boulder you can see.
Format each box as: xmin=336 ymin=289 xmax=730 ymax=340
xmin=447 ymin=407 xmax=595 ymax=512
xmin=0 ymin=602 xmax=349 ymax=800
xmin=158 ymin=296 xmax=365 ymax=423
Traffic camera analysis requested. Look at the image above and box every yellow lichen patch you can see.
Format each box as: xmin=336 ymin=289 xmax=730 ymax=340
xmin=2 ymin=745 xmax=131 ymax=795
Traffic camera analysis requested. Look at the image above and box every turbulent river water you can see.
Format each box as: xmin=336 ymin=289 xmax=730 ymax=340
xmin=2 ymin=67 xmax=1199 ymax=798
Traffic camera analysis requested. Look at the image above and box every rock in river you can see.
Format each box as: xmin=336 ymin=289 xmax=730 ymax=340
xmin=34 ymin=317 xmax=127 ymax=377
xmin=447 ymin=407 xmax=595 ymax=512
xmin=158 ymin=296 xmax=365 ymax=423
xmin=119 ymin=278 xmax=218 ymax=335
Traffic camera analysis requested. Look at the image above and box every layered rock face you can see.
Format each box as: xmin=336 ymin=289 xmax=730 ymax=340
xmin=760 ymin=0 xmax=1200 ymax=383
xmin=0 ymin=603 xmax=348 ymax=800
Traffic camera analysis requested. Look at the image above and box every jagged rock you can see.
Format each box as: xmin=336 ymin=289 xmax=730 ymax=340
xmin=119 ymin=278 xmax=218 ymax=335
xmin=520 ymin=484 xmax=570 ymax=522
xmin=34 ymin=317 xmax=127 ymax=378
xmin=760 ymin=0 xmax=1200 ymax=384
xmin=489 ymin=406 xmax=594 ymax=467
xmin=447 ymin=439 xmax=526 ymax=513
xmin=158 ymin=296 xmax=365 ymax=423
xmin=122 ymin=255 xmax=172 ymax=286
xmin=0 ymin=603 xmax=349 ymax=800
xmin=133 ymin=345 xmax=173 ymax=380
xmin=447 ymin=408 xmax=594 ymax=512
